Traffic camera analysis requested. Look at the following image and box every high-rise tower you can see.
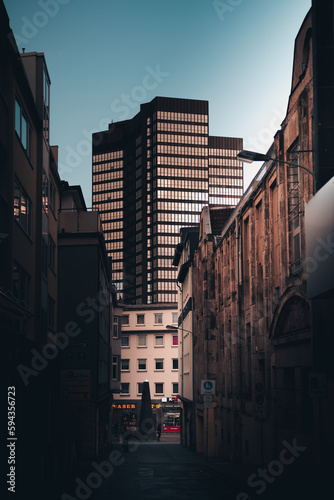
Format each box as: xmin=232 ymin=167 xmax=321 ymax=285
xmin=92 ymin=97 xmax=243 ymax=304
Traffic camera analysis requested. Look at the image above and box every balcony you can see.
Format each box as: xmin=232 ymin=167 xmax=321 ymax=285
xmin=59 ymin=210 xmax=102 ymax=234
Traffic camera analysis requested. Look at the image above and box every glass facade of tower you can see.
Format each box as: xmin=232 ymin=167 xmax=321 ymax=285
xmin=92 ymin=97 xmax=243 ymax=304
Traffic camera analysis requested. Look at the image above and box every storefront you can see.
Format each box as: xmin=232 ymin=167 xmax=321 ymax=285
xmin=112 ymin=401 xmax=161 ymax=435
xmin=160 ymin=398 xmax=181 ymax=432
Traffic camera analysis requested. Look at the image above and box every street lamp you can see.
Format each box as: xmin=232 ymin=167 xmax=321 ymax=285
xmin=237 ymin=149 xmax=317 ymax=195
xmin=166 ymin=325 xmax=192 ymax=335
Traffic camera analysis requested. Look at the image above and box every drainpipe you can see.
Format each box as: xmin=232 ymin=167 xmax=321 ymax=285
xmin=177 ymin=280 xmax=184 ymax=446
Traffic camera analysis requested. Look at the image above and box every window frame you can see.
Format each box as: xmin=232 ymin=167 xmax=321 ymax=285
xmin=155 ymin=382 xmax=164 ymax=395
xmin=137 ymin=334 xmax=147 ymax=347
xmin=13 ymin=262 xmax=30 ymax=309
xmin=14 ymin=178 xmax=32 ymax=237
xmin=137 ymin=382 xmax=143 ymax=395
xmin=155 ymin=335 xmax=164 ymax=347
xmin=112 ymin=356 xmax=119 ymax=380
xmin=137 ymin=358 xmax=147 ymax=371
xmin=121 ymin=359 xmax=130 ymax=371
xmin=121 ymin=335 xmax=130 ymax=348
xmin=122 ymin=314 xmax=130 ymax=326
xmin=120 ymin=382 xmax=130 ymax=395
xmin=155 ymin=358 xmax=164 ymax=371
xmin=15 ymin=97 xmax=32 ymax=160
xmin=48 ymin=235 xmax=56 ymax=272
xmin=113 ymin=317 xmax=119 ymax=339
xmin=154 ymin=313 xmax=163 ymax=325
xmin=136 ymin=314 xmax=145 ymax=325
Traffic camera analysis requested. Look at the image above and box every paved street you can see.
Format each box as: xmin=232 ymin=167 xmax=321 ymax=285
xmin=59 ymin=432 xmax=331 ymax=500
xmin=60 ymin=434 xmax=243 ymax=500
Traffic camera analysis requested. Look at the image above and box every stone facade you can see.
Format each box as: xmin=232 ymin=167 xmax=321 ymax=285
xmin=191 ymin=8 xmax=334 ymax=466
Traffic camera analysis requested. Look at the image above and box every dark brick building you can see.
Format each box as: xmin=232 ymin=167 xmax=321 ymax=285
xmin=187 ymin=4 xmax=334 ymax=487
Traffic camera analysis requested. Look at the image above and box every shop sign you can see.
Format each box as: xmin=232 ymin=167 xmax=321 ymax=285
xmin=112 ymin=403 xmax=161 ymax=410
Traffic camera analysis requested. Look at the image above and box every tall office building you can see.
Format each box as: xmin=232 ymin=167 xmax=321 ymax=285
xmin=92 ymin=97 xmax=243 ymax=304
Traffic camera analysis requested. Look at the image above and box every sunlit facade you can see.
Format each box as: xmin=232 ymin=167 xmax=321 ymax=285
xmin=92 ymin=97 xmax=243 ymax=304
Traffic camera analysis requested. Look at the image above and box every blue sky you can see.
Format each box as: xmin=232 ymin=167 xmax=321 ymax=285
xmin=5 ymin=0 xmax=311 ymax=206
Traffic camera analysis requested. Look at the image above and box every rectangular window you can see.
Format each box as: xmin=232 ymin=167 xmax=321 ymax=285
xmin=138 ymin=335 xmax=147 ymax=347
xmin=172 ymin=335 xmax=178 ymax=346
xmin=154 ymin=313 xmax=163 ymax=324
xmin=172 ymin=359 xmax=178 ymax=370
xmin=15 ymin=98 xmax=32 ymax=159
xmin=112 ymin=356 xmax=118 ymax=380
xmin=113 ymin=317 xmax=118 ymax=338
xmin=122 ymin=315 xmax=130 ymax=325
xmin=138 ymin=382 xmax=143 ymax=395
xmin=121 ymin=336 xmax=129 ymax=347
xmin=172 ymin=383 xmax=179 ymax=394
xmin=121 ymin=359 xmax=130 ymax=371
xmin=42 ymin=170 xmax=48 ymax=213
xmin=47 ymin=296 xmax=55 ymax=330
xmin=14 ymin=179 xmax=32 ymax=237
xmin=137 ymin=314 xmax=145 ymax=325
xmin=155 ymin=335 xmax=164 ymax=346
xmin=172 ymin=312 xmax=178 ymax=324
xmin=13 ymin=263 xmax=30 ymax=309
xmin=121 ymin=383 xmax=130 ymax=394
xmin=138 ymin=359 xmax=147 ymax=370
xmin=48 ymin=235 xmax=56 ymax=272
xmin=155 ymin=383 xmax=164 ymax=395
xmin=155 ymin=359 xmax=164 ymax=370
xmin=49 ymin=178 xmax=56 ymax=214
xmin=271 ymin=182 xmax=279 ymax=278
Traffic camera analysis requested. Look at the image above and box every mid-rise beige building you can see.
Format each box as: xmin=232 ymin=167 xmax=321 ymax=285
xmin=113 ymin=305 xmax=181 ymax=432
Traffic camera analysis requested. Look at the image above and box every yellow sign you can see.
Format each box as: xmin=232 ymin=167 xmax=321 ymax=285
xmin=112 ymin=403 xmax=161 ymax=410
xmin=113 ymin=404 xmax=136 ymax=409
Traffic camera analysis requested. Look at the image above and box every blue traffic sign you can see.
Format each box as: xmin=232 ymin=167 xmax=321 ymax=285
xmin=204 ymin=381 xmax=213 ymax=391
xmin=200 ymin=379 xmax=216 ymax=395
xmin=255 ymin=382 xmax=264 ymax=393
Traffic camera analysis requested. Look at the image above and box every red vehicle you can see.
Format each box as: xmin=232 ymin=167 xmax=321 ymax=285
xmin=163 ymin=412 xmax=180 ymax=432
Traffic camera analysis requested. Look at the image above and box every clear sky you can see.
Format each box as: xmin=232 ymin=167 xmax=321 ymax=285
xmin=5 ymin=0 xmax=311 ymax=207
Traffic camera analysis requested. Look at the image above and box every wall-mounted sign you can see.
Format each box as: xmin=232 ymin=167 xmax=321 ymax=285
xmin=112 ymin=403 xmax=161 ymax=410
xmin=200 ymin=380 xmax=216 ymax=395
xmin=61 ymin=369 xmax=90 ymax=400
xmin=113 ymin=404 xmax=136 ymax=410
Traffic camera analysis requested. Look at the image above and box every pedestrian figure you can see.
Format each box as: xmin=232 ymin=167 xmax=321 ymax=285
xmin=157 ymin=423 xmax=161 ymax=441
